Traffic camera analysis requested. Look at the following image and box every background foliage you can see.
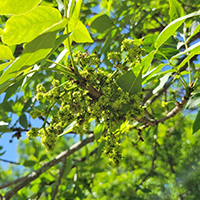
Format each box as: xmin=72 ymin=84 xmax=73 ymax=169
xmin=1 ymin=0 xmax=200 ymax=199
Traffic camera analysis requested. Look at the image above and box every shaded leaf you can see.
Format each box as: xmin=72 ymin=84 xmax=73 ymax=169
xmin=40 ymin=33 xmax=71 ymax=66
xmin=90 ymin=14 xmax=113 ymax=33
xmin=23 ymin=160 xmax=37 ymax=167
xmin=39 ymin=154 xmax=48 ymax=162
xmin=193 ymin=110 xmax=200 ymax=134
xmin=185 ymin=93 xmax=200 ymax=109
xmin=0 ymin=151 xmax=6 ymax=156
xmin=0 ymin=0 xmax=42 ymax=15
xmin=2 ymin=6 xmax=62 ymax=45
xmin=168 ymin=0 xmax=185 ymax=21
xmin=19 ymin=114 xmax=28 ymax=129
xmin=116 ymin=70 xmax=142 ymax=95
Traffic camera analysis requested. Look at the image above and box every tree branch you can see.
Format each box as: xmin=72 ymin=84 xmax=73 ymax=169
xmin=139 ymin=92 xmax=190 ymax=129
xmin=2 ymin=134 xmax=95 ymax=200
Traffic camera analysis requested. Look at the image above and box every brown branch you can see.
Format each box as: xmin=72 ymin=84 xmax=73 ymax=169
xmin=51 ymin=158 xmax=67 ymax=200
xmin=2 ymin=134 xmax=95 ymax=200
xmin=139 ymin=92 xmax=191 ymax=129
xmin=0 ymin=177 xmax=26 ymax=190
xmin=157 ymin=95 xmax=189 ymax=123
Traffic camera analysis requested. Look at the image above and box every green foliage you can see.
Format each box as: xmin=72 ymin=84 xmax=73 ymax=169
xmin=1 ymin=0 xmax=200 ymax=199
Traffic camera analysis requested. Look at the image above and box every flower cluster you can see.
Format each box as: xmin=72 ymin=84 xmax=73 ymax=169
xmin=27 ymin=38 xmax=145 ymax=166
xmin=108 ymin=38 xmax=145 ymax=72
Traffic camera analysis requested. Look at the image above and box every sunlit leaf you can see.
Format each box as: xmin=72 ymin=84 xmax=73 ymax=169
xmin=94 ymin=124 xmax=105 ymax=141
xmin=171 ymin=41 xmax=200 ymax=62
xmin=0 ymin=31 xmax=57 ymax=85
xmin=153 ymin=73 xmax=171 ymax=94
xmin=59 ymin=121 xmax=77 ymax=137
xmin=0 ymin=45 xmax=14 ymax=60
xmin=69 ymin=20 xmax=94 ymax=43
xmin=185 ymin=93 xmax=200 ymax=109
xmin=2 ymin=6 xmax=62 ymax=45
xmin=0 ymin=0 xmax=42 ymax=15
xmin=155 ymin=10 xmax=200 ymax=49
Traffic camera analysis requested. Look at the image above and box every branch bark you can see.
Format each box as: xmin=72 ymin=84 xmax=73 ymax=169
xmin=2 ymin=134 xmax=95 ymax=200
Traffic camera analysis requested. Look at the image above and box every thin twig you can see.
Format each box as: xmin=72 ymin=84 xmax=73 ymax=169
xmin=0 ymin=159 xmax=20 ymax=165
xmin=51 ymin=158 xmax=67 ymax=200
xmin=2 ymin=134 xmax=95 ymax=200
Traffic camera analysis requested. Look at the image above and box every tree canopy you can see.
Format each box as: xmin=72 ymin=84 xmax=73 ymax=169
xmin=1 ymin=0 xmax=200 ymax=199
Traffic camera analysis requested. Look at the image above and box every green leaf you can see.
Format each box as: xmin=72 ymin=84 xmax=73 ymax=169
xmin=19 ymin=114 xmax=28 ymax=129
xmin=70 ymin=0 xmax=82 ymax=21
xmin=90 ymin=14 xmax=113 ymax=33
xmin=0 ymin=31 xmax=57 ymax=85
xmin=69 ymin=19 xmax=94 ymax=43
xmin=176 ymin=52 xmax=197 ymax=70
xmin=185 ymin=93 xmax=200 ymax=109
xmin=0 ymin=121 xmax=11 ymax=133
xmin=94 ymin=124 xmax=105 ymax=142
xmin=0 ymin=28 xmax=3 ymax=36
xmin=22 ymin=98 xmax=33 ymax=113
xmin=59 ymin=121 xmax=77 ymax=137
xmin=0 ymin=151 xmax=6 ymax=156
xmin=41 ymin=17 xmax=69 ymax=34
xmin=0 ymin=45 xmax=14 ymax=60
xmin=56 ymin=0 xmax=64 ymax=12
xmin=23 ymin=160 xmax=36 ymax=167
xmin=40 ymin=33 xmax=70 ymax=67
xmin=39 ymin=154 xmax=48 ymax=162
xmin=67 ymin=0 xmax=76 ymax=18
xmin=187 ymin=21 xmax=200 ymax=43
xmin=116 ymin=70 xmax=142 ymax=95
xmin=153 ymin=73 xmax=171 ymax=94
xmin=62 ymin=156 xmax=73 ymax=180
xmin=193 ymin=110 xmax=200 ymax=134
xmin=0 ymin=0 xmax=42 ymax=15
xmin=168 ymin=0 xmax=185 ymax=21
xmin=155 ymin=10 xmax=200 ymax=49
xmin=171 ymin=41 xmax=200 ymax=62
xmin=143 ymin=63 xmax=166 ymax=83
xmin=2 ymin=6 xmax=62 ymax=45
xmin=0 ymin=61 xmax=12 ymax=71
